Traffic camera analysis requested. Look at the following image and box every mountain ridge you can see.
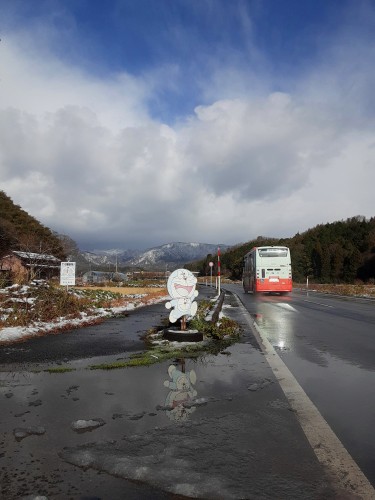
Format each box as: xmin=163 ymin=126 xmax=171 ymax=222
xmin=79 ymin=242 xmax=229 ymax=270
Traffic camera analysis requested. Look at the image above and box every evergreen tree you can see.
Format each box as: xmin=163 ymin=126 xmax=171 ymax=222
xmin=0 ymin=191 xmax=66 ymax=260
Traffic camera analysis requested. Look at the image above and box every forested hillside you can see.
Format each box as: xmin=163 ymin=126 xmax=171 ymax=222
xmin=186 ymin=216 xmax=375 ymax=284
xmin=0 ymin=191 xmax=66 ymax=260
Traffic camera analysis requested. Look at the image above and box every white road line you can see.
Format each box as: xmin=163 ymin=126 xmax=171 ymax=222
xmin=235 ymin=296 xmax=375 ymax=499
xmin=303 ymin=299 xmax=334 ymax=308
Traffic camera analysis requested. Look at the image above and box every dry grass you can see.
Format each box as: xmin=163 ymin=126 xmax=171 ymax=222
xmin=74 ymin=286 xmax=167 ymax=296
xmin=0 ymin=284 xmax=170 ymax=336
xmin=295 ymin=283 xmax=375 ymax=298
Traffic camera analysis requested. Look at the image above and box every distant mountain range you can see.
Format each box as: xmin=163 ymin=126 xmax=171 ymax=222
xmin=80 ymin=242 xmax=230 ymax=270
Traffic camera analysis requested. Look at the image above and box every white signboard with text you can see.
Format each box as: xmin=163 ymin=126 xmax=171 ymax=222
xmin=60 ymin=262 xmax=76 ymax=286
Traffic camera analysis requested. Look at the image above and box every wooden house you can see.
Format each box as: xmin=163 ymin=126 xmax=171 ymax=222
xmin=0 ymin=251 xmax=61 ymax=283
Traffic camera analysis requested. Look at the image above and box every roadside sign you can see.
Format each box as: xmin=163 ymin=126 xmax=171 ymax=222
xmin=60 ymin=262 xmax=76 ymax=286
xmin=209 ymin=262 xmax=214 ymax=267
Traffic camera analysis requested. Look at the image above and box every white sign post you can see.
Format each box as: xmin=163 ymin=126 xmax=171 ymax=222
xmin=209 ymin=261 xmax=214 ymax=287
xmin=60 ymin=262 xmax=76 ymax=288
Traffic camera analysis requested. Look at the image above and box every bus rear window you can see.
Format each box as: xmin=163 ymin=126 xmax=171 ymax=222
xmin=258 ymin=248 xmax=288 ymax=257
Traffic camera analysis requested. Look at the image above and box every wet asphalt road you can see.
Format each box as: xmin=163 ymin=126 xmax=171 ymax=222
xmin=224 ymin=283 xmax=375 ymax=490
xmin=1 ymin=284 xmax=374 ymax=499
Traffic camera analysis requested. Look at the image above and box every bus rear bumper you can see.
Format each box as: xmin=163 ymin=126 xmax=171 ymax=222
xmin=256 ymin=279 xmax=292 ymax=293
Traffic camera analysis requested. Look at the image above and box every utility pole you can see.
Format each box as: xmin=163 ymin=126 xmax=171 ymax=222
xmin=217 ymin=247 xmax=221 ymax=295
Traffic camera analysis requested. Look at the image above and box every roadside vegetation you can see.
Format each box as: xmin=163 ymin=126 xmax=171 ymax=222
xmin=89 ymin=299 xmax=241 ymax=370
xmin=0 ymin=280 xmax=167 ymax=332
xmin=0 ymin=274 xmax=242 ymax=370
xmin=295 ymin=282 xmax=375 ymax=298
xmin=188 ymin=299 xmax=239 ymax=339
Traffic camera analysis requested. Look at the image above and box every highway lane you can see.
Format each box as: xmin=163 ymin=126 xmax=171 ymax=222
xmin=223 ymin=283 xmax=375 ymax=489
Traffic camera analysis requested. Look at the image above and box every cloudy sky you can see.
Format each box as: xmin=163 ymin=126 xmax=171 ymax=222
xmin=1 ymin=0 xmax=374 ymax=251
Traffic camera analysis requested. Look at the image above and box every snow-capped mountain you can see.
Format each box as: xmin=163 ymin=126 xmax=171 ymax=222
xmin=81 ymin=249 xmax=139 ymax=266
xmin=79 ymin=242 xmax=229 ymax=269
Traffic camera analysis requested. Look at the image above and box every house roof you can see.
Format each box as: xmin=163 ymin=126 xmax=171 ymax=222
xmin=11 ymin=251 xmax=60 ymax=263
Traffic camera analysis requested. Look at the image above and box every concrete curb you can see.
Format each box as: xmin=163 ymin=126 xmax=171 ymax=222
xmin=211 ymin=291 xmax=226 ymax=323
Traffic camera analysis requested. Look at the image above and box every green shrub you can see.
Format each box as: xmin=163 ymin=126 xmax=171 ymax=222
xmin=189 ymin=300 xmax=240 ymax=340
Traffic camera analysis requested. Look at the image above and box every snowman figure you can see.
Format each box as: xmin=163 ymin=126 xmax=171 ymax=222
xmin=165 ymin=269 xmax=199 ymax=326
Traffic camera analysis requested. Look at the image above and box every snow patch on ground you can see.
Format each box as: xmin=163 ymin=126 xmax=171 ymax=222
xmin=71 ymin=418 xmax=106 ymax=433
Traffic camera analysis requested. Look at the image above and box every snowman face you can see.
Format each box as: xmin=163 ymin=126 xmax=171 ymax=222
xmin=167 ymin=269 xmax=197 ymax=299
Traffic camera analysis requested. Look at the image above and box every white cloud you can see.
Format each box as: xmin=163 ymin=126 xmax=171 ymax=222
xmin=182 ymin=91 xmax=347 ymax=202
xmin=0 ymin=34 xmax=151 ymax=130
xmin=1 ymin=13 xmax=375 ymax=250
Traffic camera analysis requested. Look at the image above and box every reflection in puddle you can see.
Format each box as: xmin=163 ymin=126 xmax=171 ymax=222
xmin=163 ymin=359 xmax=198 ymax=421
xmin=2 ymin=341 xmax=304 ymax=499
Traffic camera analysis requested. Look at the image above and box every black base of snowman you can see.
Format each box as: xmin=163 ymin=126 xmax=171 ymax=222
xmin=163 ymin=327 xmax=203 ymax=342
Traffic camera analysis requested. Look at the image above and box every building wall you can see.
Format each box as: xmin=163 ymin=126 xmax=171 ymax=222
xmin=0 ymin=255 xmax=28 ymax=282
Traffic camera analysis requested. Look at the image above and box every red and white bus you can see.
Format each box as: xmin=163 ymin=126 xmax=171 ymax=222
xmin=242 ymin=246 xmax=292 ymax=294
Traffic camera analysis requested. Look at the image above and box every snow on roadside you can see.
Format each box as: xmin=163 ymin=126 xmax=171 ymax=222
xmin=0 ymin=294 xmax=169 ymax=345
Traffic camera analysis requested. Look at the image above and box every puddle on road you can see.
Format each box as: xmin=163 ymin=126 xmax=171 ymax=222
xmin=0 ymin=344 xmax=264 ymax=433
xmin=0 ymin=339 xmax=333 ymax=499
xmin=0 ymin=343 xmax=265 ymax=498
